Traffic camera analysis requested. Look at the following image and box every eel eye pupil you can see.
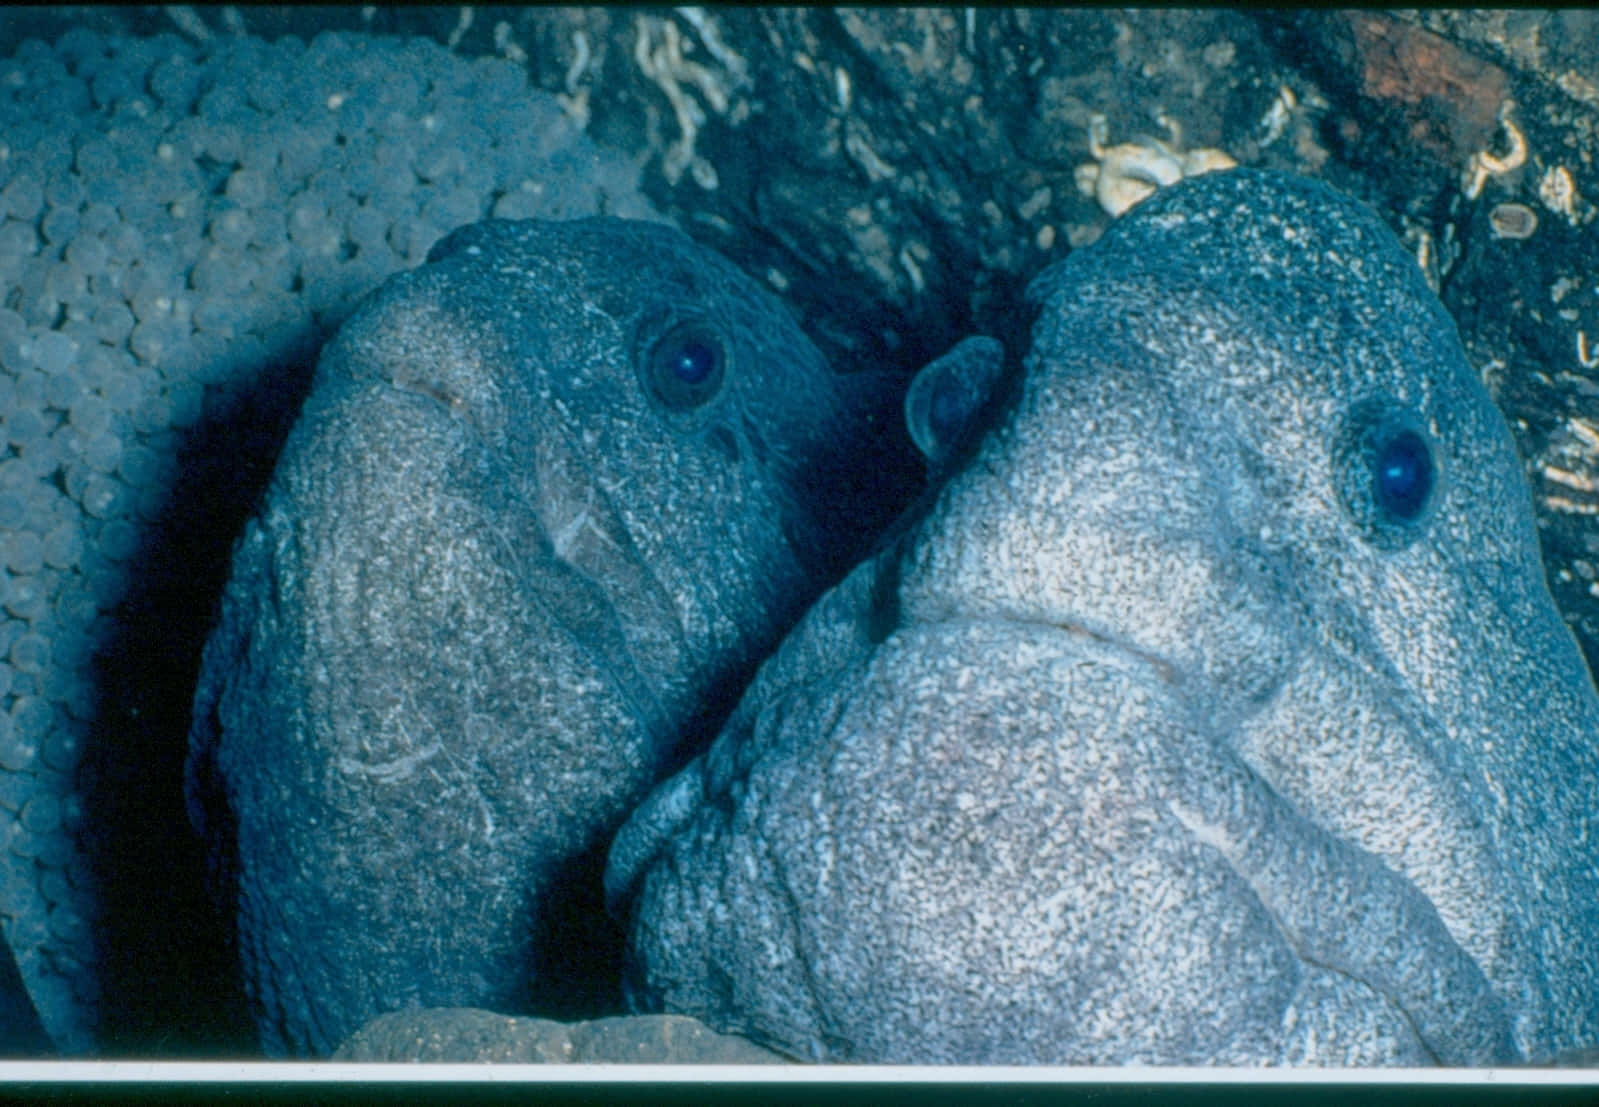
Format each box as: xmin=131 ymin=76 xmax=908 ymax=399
xmin=643 ymin=321 xmax=726 ymax=411
xmin=669 ymin=339 xmax=717 ymax=385
xmin=1375 ymin=429 xmax=1432 ymax=520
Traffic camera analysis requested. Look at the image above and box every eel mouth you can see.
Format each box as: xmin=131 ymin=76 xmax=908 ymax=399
xmin=891 ymin=602 xmax=1514 ymax=1064
xmin=1161 ymin=772 xmax=1517 ymax=1065
xmin=377 ymin=352 xmax=693 ymax=760
xmin=1042 ymin=614 xmax=1181 ymax=686
xmin=523 ymin=425 xmax=690 ymax=755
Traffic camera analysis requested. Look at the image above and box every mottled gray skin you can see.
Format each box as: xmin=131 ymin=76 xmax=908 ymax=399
xmin=186 ymin=217 xmax=906 ymax=1057
xmin=607 ymin=171 xmax=1599 ymax=1065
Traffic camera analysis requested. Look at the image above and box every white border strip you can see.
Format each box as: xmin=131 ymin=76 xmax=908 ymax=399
xmin=0 ymin=1063 xmax=1594 ymax=1083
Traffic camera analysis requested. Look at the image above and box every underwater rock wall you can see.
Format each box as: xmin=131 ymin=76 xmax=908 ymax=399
xmin=0 ymin=26 xmax=654 ymax=1053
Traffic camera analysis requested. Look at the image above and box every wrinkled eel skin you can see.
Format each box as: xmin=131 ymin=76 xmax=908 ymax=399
xmin=606 ymin=170 xmax=1599 ymax=1065
xmin=185 ymin=217 xmax=910 ymax=1057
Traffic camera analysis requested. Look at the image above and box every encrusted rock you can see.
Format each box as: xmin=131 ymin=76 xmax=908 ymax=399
xmin=333 ymin=1009 xmax=787 ymax=1065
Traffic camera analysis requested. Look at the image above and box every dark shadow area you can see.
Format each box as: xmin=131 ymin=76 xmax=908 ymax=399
xmin=74 ymin=334 xmax=323 ymax=1056
xmin=0 ymin=939 xmax=50 ymax=1056
xmin=525 ymin=835 xmax=628 ymax=1022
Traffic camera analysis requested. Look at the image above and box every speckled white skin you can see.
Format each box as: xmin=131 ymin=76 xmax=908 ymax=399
xmin=608 ymin=170 xmax=1599 ymax=1065
xmin=186 ymin=217 xmax=904 ymax=1057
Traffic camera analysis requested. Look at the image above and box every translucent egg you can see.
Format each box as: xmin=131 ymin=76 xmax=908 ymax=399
xmin=5 ymin=532 xmax=45 ymax=575
xmin=8 ymin=629 xmax=50 ymax=674
xmin=3 ymin=572 xmax=49 ymax=622
xmin=0 ymin=710 xmax=38 ymax=773
xmin=40 ymin=522 xmax=83 ymax=572
xmin=76 ymin=471 xmax=128 ymax=520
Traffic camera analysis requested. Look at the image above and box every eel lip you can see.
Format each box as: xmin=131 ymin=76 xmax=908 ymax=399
xmin=1045 ymin=615 xmax=1180 ymax=685
xmin=603 ymin=763 xmax=707 ymax=917
xmin=907 ymin=604 xmax=1183 ymax=689
xmin=526 ymin=427 xmax=689 ymax=750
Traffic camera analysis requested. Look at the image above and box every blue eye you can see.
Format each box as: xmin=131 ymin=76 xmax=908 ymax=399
xmin=667 ymin=338 xmax=718 ymax=385
xmin=1374 ymin=429 xmax=1432 ymax=521
xmin=1333 ymin=400 xmax=1439 ymax=550
xmin=642 ymin=321 xmax=726 ymax=411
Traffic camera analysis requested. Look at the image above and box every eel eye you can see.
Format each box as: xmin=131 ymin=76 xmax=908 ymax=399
xmin=642 ymin=321 xmax=727 ymax=412
xmin=1374 ymin=428 xmax=1433 ymax=522
xmin=1333 ymin=399 xmax=1439 ymax=550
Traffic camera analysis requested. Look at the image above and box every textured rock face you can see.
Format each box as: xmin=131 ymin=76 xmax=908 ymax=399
xmin=608 ymin=170 xmax=1599 ymax=1065
xmin=0 ymin=28 xmax=664 ymax=1054
xmin=333 ymin=1008 xmax=787 ymax=1064
xmin=186 ymin=216 xmax=908 ymax=1058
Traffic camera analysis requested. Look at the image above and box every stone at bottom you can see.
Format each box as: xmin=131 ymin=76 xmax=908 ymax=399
xmin=332 ymin=1008 xmax=789 ymax=1064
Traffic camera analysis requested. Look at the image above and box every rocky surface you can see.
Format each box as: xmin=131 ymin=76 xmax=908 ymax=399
xmin=334 ymin=1008 xmax=787 ymax=1064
